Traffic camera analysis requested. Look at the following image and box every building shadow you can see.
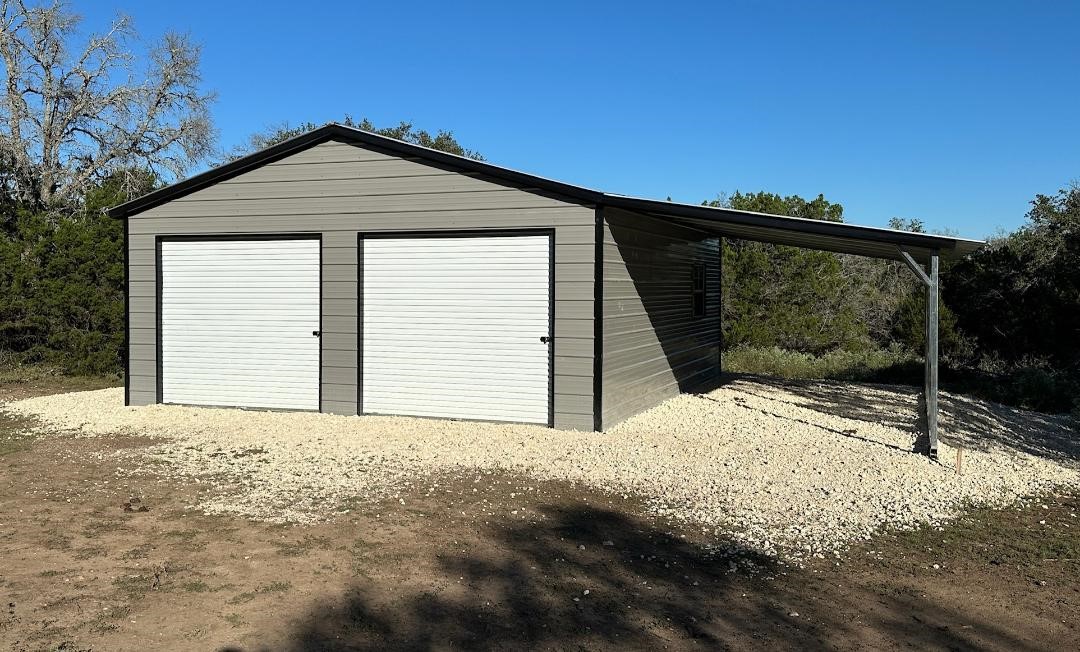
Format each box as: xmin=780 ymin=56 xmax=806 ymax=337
xmin=221 ymin=501 xmax=1049 ymax=652
xmin=718 ymin=373 xmax=1079 ymax=464
xmin=600 ymin=212 xmax=723 ymax=428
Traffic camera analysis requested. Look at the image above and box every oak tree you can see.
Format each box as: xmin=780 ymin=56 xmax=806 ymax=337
xmin=0 ymin=0 xmax=214 ymax=208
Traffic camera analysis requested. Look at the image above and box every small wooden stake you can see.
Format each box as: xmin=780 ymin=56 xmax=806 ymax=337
xmin=955 ymin=447 xmax=964 ymax=475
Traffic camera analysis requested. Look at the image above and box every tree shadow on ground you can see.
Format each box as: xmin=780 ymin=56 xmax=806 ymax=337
xmin=719 ymin=373 xmax=1079 ymax=464
xmin=223 ymin=503 xmax=1048 ymax=652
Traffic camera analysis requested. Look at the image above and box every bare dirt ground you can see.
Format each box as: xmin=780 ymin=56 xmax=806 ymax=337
xmin=2 ymin=378 xmax=1079 ymax=651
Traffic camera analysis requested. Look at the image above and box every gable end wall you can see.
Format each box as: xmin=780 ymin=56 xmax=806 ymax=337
xmin=126 ymin=139 xmax=596 ymax=430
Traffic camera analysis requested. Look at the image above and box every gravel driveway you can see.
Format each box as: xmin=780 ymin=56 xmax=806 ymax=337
xmin=6 ymin=377 xmax=1078 ymax=560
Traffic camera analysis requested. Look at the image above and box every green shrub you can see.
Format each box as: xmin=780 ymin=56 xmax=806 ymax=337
xmin=723 ymin=345 xmax=1080 ymax=415
xmin=0 ymin=175 xmax=154 ymax=376
xmin=721 ymin=345 xmax=919 ymax=381
xmin=949 ymin=357 xmax=1080 ymax=415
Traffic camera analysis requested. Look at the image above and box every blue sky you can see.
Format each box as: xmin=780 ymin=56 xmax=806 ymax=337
xmin=84 ymin=1 xmax=1079 ymax=239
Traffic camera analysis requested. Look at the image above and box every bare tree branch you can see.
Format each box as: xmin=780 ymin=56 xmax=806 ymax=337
xmin=0 ymin=0 xmax=215 ymax=208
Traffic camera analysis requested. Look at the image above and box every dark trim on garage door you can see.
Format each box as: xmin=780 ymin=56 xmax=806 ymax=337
xmin=154 ymin=233 xmax=323 ymax=410
xmin=357 ymin=228 xmax=557 ymax=428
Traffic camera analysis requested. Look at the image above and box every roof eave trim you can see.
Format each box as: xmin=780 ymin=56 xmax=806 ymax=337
xmin=603 ymin=194 xmax=979 ymax=253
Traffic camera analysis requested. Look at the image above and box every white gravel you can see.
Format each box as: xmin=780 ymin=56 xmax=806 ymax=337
xmin=5 ymin=378 xmax=1078 ymax=560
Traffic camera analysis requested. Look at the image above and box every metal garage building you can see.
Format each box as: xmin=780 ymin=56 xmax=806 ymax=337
xmin=109 ymin=123 xmax=982 ymax=455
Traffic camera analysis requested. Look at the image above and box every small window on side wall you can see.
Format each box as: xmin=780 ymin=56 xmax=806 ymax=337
xmin=691 ymin=264 xmax=706 ymax=319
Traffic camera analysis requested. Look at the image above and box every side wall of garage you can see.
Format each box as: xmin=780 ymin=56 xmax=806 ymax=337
xmin=127 ymin=139 xmax=597 ymax=430
xmin=600 ymin=207 xmax=721 ymax=429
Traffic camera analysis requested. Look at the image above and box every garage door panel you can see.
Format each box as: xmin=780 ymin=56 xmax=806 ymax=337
xmin=365 ymin=409 xmax=537 ymax=422
xmin=364 ymin=282 xmax=551 ymax=291
xmin=161 ymin=337 xmax=319 ymax=347
xmin=162 ymin=312 xmax=318 ymax=322
xmin=161 ymin=320 xmax=321 ymax=330
xmin=360 ymin=359 xmax=546 ymax=374
xmin=362 ymin=297 xmax=548 ymax=305
xmin=163 ymin=380 xmax=319 ymax=394
xmin=363 ymin=310 xmax=548 ymax=319
xmin=364 ymin=396 xmax=550 ymax=411
xmin=362 ymin=368 xmax=550 ymax=384
xmin=160 ymin=238 xmax=320 ymax=410
xmin=361 ymin=317 xmax=553 ymax=327
xmin=363 ymin=343 xmax=549 ymax=355
xmin=360 ymin=333 xmax=549 ymax=345
xmin=362 ymin=265 xmax=550 ymax=273
xmin=161 ymin=358 xmax=321 ymax=372
xmin=364 ymin=248 xmax=552 ymax=256
xmin=161 ymin=291 xmax=318 ymax=302
xmin=161 ymin=395 xmax=316 ymax=411
xmin=160 ymin=281 xmax=320 ymax=290
xmin=160 ymin=384 xmax=319 ymax=399
xmin=364 ymin=395 xmax=549 ymax=412
xmin=362 ymin=380 xmax=550 ymax=395
xmin=362 ymin=234 xmax=551 ymax=425
xmin=160 ymin=365 xmax=320 ymax=376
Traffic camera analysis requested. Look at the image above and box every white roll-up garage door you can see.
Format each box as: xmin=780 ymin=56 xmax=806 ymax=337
xmin=160 ymin=238 xmax=321 ymax=410
xmin=362 ymin=234 xmax=552 ymax=424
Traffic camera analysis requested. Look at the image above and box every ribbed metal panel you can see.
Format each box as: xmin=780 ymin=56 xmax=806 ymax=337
xmin=601 ymin=209 xmax=720 ymax=428
xmin=160 ymin=239 xmax=321 ymax=410
xmin=362 ymin=235 xmax=552 ymax=424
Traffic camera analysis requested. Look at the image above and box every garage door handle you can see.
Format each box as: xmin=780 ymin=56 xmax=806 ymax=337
xmin=540 ymin=336 xmax=550 ymax=344
xmin=312 ymin=330 xmax=321 ymax=337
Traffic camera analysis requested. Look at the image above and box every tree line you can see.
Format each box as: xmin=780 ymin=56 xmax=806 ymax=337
xmin=716 ymin=187 xmax=1080 ymax=415
xmin=0 ymin=0 xmax=1076 ymax=415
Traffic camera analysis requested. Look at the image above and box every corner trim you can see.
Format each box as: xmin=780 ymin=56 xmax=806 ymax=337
xmin=593 ymin=205 xmax=604 ymax=432
xmin=717 ymin=237 xmax=723 ymax=375
xmin=154 ymin=237 xmax=162 ymax=404
xmin=356 ymin=232 xmax=363 ymax=415
xmin=123 ymin=215 xmax=130 ymax=406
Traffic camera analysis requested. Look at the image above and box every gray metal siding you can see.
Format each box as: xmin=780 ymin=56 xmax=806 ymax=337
xmin=126 ymin=139 xmax=595 ymax=430
xmin=601 ymin=207 xmax=720 ymax=429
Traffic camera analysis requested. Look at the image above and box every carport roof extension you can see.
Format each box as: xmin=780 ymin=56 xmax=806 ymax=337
xmin=107 ymin=123 xmax=984 ymax=263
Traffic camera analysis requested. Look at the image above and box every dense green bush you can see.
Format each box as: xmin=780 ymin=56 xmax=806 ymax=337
xmin=0 ymin=175 xmax=152 ymax=375
xmin=941 ymin=185 xmax=1080 ymax=414
xmin=721 ymin=345 xmax=920 ymax=382
xmin=716 ymin=193 xmax=867 ymax=354
xmin=951 ymin=356 xmax=1080 ymax=416
xmin=946 ymin=185 xmax=1079 ymax=368
xmin=722 ymin=346 xmax=1079 ymax=415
